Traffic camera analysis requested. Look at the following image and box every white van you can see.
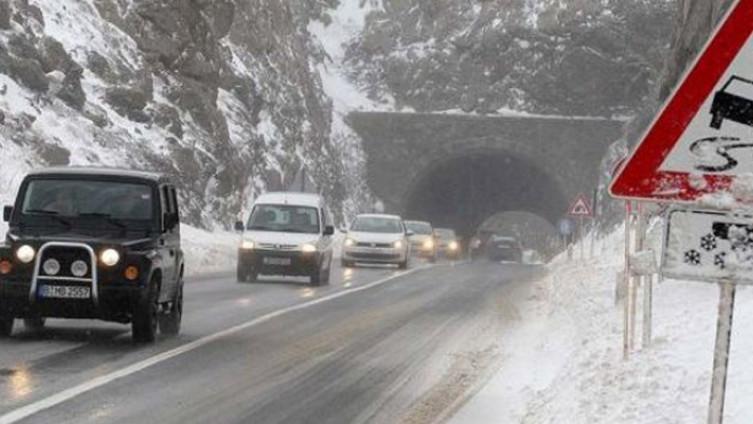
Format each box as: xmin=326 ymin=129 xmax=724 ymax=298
xmin=235 ymin=192 xmax=335 ymax=285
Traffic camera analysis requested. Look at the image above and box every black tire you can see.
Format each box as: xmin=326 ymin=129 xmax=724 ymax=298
xmin=398 ymin=259 xmax=408 ymax=270
xmin=23 ymin=317 xmax=46 ymax=332
xmin=132 ymin=278 xmax=159 ymax=343
xmin=0 ymin=315 xmax=13 ymax=338
xmin=159 ymin=284 xmax=183 ymax=336
xmin=237 ymin=265 xmax=258 ymax=283
xmin=429 ymin=254 xmax=437 ymax=263
xmin=311 ymin=266 xmax=323 ymax=286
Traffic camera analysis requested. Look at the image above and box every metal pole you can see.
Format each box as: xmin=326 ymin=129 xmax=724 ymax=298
xmin=708 ymin=282 xmax=736 ymax=424
xmin=643 ymin=274 xmax=653 ymax=347
xmin=579 ymin=215 xmax=585 ymax=261
xmin=623 ymin=203 xmax=630 ymax=359
xmin=590 ymin=188 xmax=598 ymax=258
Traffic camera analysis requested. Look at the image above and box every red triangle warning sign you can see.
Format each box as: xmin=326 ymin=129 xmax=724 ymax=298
xmin=610 ymin=0 xmax=753 ymax=205
xmin=568 ymin=194 xmax=593 ymax=217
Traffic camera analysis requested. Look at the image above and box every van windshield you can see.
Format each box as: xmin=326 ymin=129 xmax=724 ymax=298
xmin=351 ymin=217 xmax=404 ymax=234
xmin=247 ymin=204 xmax=320 ymax=234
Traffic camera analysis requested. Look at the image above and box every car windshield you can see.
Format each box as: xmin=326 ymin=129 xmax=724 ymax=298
xmin=435 ymin=229 xmax=456 ymax=240
xmin=21 ymin=179 xmax=154 ymax=221
xmin=405 ymin=221 xmax=432 ymax=235
xmin=247 ymin=204 xmax=320 ymax=234
xmin=351 ymin=217 xmax=404 ymax=234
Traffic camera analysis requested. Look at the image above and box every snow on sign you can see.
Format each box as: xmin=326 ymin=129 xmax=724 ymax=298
xmin=663 ymin=209 xmax=753 ymax=284
xmin=568 ymin=194 xmax=593 ymax=217
xmin=610 ymin=0 xmax=753 ymax=205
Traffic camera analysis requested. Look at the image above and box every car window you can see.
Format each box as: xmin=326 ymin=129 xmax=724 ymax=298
xmin=21 ymin=179 xmax=154 ymax=221
xmin=405 ymin=221 xmax=433 ymax=235
xmin=351 ymin=217 xmax=404 ymax=234
xmin=247 ymin=204 xmax=320 ymax=234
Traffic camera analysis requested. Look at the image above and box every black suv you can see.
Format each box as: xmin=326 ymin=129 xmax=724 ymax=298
xmin=0 ymin=168 xmax=184 ymax=343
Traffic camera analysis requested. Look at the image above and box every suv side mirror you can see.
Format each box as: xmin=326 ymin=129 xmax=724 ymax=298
xmin=234 ymin=221 xmax=245 ymax=232
xmin=339 ymin=225 xmax=348 ymax=233
xmin=3 ymin=206 xmax=12 ymax=222
xmin=323 ymin=225 xmax=335 ymax=236
xmin=164 ymin=213 xmax=179 ymax=231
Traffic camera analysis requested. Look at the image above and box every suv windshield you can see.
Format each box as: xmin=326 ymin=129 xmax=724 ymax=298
xmin=247 ymin=204 xmax=320 ymax=234
xmin=435 ymin=229 xmax=456 ymax=240
xmin=351 ymin=217 xmax=404 ymax=234
xmin=405 ymin=221 xmax=433 ymax=235
xmin=21 ymin=179 xmax=154 ymax=221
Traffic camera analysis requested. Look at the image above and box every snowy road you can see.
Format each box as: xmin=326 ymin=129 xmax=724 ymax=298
xmin=0 ymin=260 xmax=544 ymax=424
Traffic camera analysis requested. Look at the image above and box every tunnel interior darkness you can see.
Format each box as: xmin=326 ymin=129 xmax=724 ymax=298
xmin=403 ymin=151 xmax=569 ymax=239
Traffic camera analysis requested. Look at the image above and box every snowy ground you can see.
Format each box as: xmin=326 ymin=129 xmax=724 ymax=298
xmin=451 ymin=224 xmax=753 ymax=424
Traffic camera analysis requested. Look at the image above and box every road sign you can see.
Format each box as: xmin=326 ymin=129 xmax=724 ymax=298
xmin=568 ymin=194 xmax=593 ymax=217
xmin=558 ymin=218 xmax=574 ymax=236
xmin=610 ymin=0 xmax=753 ymax=205
xmin=662 ymin=208 xmax=753 ymax=284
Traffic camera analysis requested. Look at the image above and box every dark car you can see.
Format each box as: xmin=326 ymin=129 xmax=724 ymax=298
xmin=0 ymin=167 xmax=184 ymax=343
xmin=486 ymin=235 xmax=524 ymax=262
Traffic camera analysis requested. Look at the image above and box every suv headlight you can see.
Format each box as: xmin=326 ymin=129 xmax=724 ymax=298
xmin=449 ymin=241 xmax=459 ymax=250
xmin=393 ymin=240 xmax=403 ymax=249
xmin=344 ymin=238 xmax=355 ymax=247
xmin=301 ymin=243 xmax=317 ymax=253
xmin=16 ymin=245 xmax=35 ymax=264
xmin=423 ymin=239 xmax=434 ymax=249
xmin=100 ymin=249 xmax=120 ymax=267
xmin=240 ymin=240 xmax=255 ymax=250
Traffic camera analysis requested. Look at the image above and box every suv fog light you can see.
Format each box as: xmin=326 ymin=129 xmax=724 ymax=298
xmin=0 ymin=260 xmax=12 ymax=275
xmin=100 ymin=249 xmax=120 ymax=267
xmin=16 ymin=245 xmax=35 ymax=264
xmin=124 ymin=265 xmax=139 ymax=281
xmin=43 ymin=258 xmax=61 ymax=276
xmin=71 ymin=260 xmax=88 ymax=278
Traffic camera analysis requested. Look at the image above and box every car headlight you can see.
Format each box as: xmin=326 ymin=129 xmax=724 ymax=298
xmin=393 ymin=240 xmax=403 ymax=249
xmin=344 ymin=238 xmax=355 ymax=247
xmin=423 ymin=239 xmax=434 ymax=249
xmin=43 ymin=258 xmax=61 ymax=276
xmin=301 ymin=243 xmax=317 ymax=253
xmin=71 ymin=260 xmax=89 ymax=277
xmin=16 ymin=245 xmax=35 ymax=264
xmin=240 ymin=240 xmax=255 ymax=250
xmin=449 ymin=241 xmax=459 ymax=250
xmin=100 ymin=249 xmax=120 ymax=267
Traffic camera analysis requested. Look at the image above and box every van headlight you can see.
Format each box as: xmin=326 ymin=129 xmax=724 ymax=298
xmin=423 ymin=239 xmax=434 ymax=249
xmin=393 ymin=240 xmax=403 ymax=249
xmin=301 ymin=243 xmax=317 ymax=253
xmin=240 ymin=240 xmax=255 ymax=250
xmin=449 ymin=241 xmax=459 ymax=251
xmin=16 ymin=245 xmax=35 ymax=264
xmin=344 ymin=238 xmax=355 ymax=247
xmin=100 ymin=249 xmax=120 ymax=267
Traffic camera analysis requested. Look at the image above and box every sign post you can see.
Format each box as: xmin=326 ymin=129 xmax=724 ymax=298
xmin=608 ymin=1 xmax=753 ymax=421
xmin=568 ymin=193 xmax=594 ymax=261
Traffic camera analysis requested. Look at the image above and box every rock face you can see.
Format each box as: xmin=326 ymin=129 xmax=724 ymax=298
xmin=346 ymin=0 xmax=677 ymax=117
xmin=0 ymin=0 xmax=349 ymax=227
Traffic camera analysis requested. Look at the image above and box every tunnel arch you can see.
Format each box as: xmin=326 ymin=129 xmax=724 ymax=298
xmin=402 ymin=149 xmax=569 ymax=240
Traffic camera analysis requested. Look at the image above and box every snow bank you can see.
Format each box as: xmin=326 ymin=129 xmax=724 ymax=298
xmin=452 ymin=223 xmax=753 ymax=423
xmin=179 ymin=224 xmax=239 ymax=277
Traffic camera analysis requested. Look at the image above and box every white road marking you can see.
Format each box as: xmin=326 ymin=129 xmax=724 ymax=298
xmin=0 ymin=265 xmax=434 ymax=424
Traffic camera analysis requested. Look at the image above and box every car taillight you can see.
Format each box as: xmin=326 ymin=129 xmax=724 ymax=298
xmin=0 ymin=259 xmax=12 ymax=275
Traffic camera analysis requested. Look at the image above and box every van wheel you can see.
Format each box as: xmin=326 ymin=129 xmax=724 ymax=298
xmin=23 ymin=317 xmax=46 ymax=332
xmin=0 ymin=316 xmax=13 ymax=337
xmin=341 ymin=259 xmax=353 ymax=268
xmin=159 ymin=284 xmax=183 ymax=336
xmin=132 ymin=278 xmax=159 ymax=343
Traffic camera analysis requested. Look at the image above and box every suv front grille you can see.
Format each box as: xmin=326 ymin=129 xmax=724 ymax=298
xmin=356 ymin=242 xmax=393 ymax=248
xmin=39 ymin=246 xmax=93 ymax=278
xmin=258 ymin=243 xmax=298 ymax=251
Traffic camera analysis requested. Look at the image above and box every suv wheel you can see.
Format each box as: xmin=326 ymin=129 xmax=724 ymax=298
xmin=132 ymin=278 xmax=159 ymax=343
xmin=311 ymin=266 xmax=322 ymax=286
xmin=398 ymin=259 xmax=409 ymax=270
xmin=23 ymin=317 xmax=46 ymax=332
xmin=341 ymin=259 xmax=353 ymax=268
xmin=0 ymin=315 xmax=13 ymax=337
xmin=159 ymin=284 xmax=183 ymax=336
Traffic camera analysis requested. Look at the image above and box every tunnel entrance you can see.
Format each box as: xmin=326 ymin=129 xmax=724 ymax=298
xmin=402 ymin=151 xmax=568 ymax=242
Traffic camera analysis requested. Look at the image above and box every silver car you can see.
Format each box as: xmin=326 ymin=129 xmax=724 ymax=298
xmin=341 ymin=214 xmax=412 ymax=269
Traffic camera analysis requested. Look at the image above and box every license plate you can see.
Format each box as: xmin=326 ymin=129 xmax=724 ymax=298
xmin=39 ymin=285 xmax=91 ymax=299
xmin=263 ymin=257 xmax=292 ymax=266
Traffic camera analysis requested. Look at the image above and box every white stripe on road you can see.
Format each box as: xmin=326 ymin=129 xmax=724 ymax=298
xmin=0 ymin=265 xmax=433 ymax=424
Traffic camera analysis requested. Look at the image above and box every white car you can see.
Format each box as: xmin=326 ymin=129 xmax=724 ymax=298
xmin=235 ymin=192 xmax=335 ymax=285
xmin=341 ymin=214 xmax=412 ymax=269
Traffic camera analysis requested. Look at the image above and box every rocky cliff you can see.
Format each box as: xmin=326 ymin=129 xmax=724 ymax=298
xmin=0 ymin=0 xmax=354 ymax=228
